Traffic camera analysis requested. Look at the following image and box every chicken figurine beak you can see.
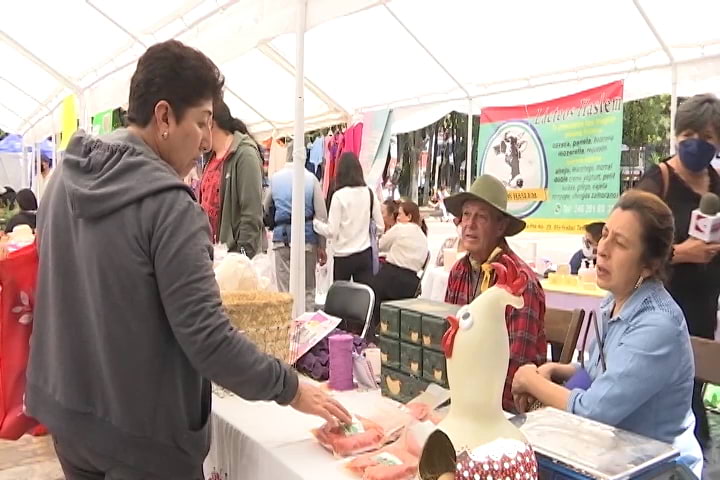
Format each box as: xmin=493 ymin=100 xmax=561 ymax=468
xmin=442 ymin=315 xmax=459 ymax=358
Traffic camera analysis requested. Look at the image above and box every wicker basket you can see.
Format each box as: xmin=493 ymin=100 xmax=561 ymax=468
xmin=221 ymin=290 xmax=294 ymax=363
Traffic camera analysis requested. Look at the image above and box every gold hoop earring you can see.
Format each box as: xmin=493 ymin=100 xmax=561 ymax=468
xmin=634 ymin=276 xmax=644 ymax=289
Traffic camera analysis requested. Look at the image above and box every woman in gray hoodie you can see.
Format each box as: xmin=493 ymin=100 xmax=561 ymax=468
xmin=27 ymin=40 xmax=349 ymax=480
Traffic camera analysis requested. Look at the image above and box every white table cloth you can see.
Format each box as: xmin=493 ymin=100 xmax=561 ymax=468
xmin=420 ymin=266 xmax=450 ymax=302
xmin=204 ymin=387 xmax=386 ymax=480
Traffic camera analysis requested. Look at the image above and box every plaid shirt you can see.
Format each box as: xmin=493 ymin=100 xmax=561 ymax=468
xmin=445 ymin=249 xmax=546 ymax=412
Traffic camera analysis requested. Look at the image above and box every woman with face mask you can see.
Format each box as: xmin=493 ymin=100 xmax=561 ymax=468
xmin=636 ymin=93 xmax=720 ymax=451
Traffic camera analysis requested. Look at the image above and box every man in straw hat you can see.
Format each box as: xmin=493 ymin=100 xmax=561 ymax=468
xmin=444 ymin=174 xmax=546 ymax=412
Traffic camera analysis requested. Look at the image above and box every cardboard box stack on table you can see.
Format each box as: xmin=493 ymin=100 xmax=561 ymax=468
xmin=378 ymin=298 xmax=460 ymax=403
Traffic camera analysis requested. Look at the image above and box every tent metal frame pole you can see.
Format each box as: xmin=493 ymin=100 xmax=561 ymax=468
xmin=19 ymin=89 xmax=67 ymax=135
xmin=78 ymin=0 xmax=243 ymax=95
xmin=22 ymin=97 xmax=64 ymax=139
xmin=0 ymin=30 xmax=81 ymax=95
xmin=85 ymin=0 xmax=276 ymax=131
xmin=225 ymin=87 xmax=277 ymax=129
xmin=633 ymin=0 xmax=677 ymax=153
xmin=258 ymin=44 xmax=350 ymax=120
xmin=670 ymin=65 xmax=678 ymax=154
xmin=383 ymin=4 xmax=469 ymax=98
xmin=85 ymin=0 xmax=147 ymax=48
xmin=290 ymin=0 xmax=308 ymax=318
xmin=0 ymin=100 xmax=25 ymax=123
xmin=466 ymin=98 xmax=473 ymax=191
xmin=0 ymin=76 xmax=52 ymax=114
xmin=18 ymin=0 xmax=240 ymax=139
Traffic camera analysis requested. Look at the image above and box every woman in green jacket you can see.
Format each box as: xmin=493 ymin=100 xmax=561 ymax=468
xmin=199 ymin=100 xmax=264 ymax=257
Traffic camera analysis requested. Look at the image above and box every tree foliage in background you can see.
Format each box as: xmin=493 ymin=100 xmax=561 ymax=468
xmin=0 ymin=128 xmax=7 ymax=141
xmin=394 ymin=97 xmax=673 ymax=203
xmin=622 ymin=95 xmax=671 ymax=147
xmin=397 ymin=111 xmax=479 ymax=204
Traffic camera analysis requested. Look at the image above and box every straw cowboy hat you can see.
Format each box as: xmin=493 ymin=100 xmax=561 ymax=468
xmin=444 ymin=175 xmax=526 ymax=236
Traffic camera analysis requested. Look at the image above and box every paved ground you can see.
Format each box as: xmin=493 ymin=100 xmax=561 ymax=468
xmin=0 ymin=434 xmax=62 ymax=479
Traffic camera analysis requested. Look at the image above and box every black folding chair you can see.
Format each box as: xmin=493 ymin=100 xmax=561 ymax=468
xmin=323 ymin=281 xmax=375 ymax=340
xmin=414 ymin=252 xmax=432 ymax=297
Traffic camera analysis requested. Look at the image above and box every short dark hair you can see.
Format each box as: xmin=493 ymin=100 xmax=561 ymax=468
xmin=675 ymin=94 xmax=720 ymax=140
xmin=584 ymin=222 xmax=605 ymax=242
xmin=335 ymin=152 xmax=366 ymax=189
xmin=615 ymin=190 xmax=674 ymax=281
xmin=16 ymin=189 xmax=38 ymax=211
xmin=127 ymin=40 xmax=225 ymax=127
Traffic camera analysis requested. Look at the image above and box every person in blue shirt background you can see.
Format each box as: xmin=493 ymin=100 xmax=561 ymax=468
xmin=512 ymin=190 xmax=703 ymax=477
xmin=569 ymin=221 xmax=604 ymax=274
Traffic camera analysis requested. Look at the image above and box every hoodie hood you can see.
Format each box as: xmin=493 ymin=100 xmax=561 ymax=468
xmin=62 ymin=129 xmax=192 ymax=219
xmin=229 ymin=131 xmax=257 ymax=155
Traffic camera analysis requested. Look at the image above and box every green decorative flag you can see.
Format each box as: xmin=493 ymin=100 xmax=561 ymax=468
xmin=91 ymin=109 xmax=114 ymax=136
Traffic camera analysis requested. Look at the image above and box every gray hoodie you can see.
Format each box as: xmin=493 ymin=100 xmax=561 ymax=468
xmin=26 ymin=129 xmax=298 ymax=476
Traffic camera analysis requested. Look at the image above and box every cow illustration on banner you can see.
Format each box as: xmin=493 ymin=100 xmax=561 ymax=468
xmin=477 ymin=81 xmax=623 ymax=233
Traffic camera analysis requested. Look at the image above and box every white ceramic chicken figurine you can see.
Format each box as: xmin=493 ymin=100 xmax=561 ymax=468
xmin=419 ymin=255 xmax=538 ymax=480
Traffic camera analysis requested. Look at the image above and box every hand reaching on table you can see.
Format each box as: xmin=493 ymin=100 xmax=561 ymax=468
xmin=290 ymin=382 xmax=352 ymax=428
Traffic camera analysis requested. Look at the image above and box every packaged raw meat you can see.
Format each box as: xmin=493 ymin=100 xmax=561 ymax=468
xmin=313 ymin=416 xmax=385 ymax=457
xmin=406 ymin=402 xmax=431 ymax=422
xmin=346 ymin=441 xmax=419 ymax=480
xmin=404 ymin=402 xmax=444 ymax=425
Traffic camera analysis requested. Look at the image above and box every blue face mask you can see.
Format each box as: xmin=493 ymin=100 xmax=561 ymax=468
xmin=678 ymin=138 xmax=717 ymax=172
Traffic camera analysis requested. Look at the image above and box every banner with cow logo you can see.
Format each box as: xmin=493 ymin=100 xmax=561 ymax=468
xmin=476 ymin=81 xmax=623 ymax=233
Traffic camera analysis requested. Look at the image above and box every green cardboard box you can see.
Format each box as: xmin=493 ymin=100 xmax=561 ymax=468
xmin=380 ymin=365 xmax=430 ymax=404
xmin=400 ymin=310 xmax=422 ymax=344
xmin=379 ymin=304 xmax=400 ymax=339
xmin=379 ymin=335 xmax=400 ymax=369
xmin=400 ymin=342 xmax=423 ymax=377
xmin=423 ymin=348 xmax=449 ymax=387
xmin=382 ymin=299 xmax=459 ymax=351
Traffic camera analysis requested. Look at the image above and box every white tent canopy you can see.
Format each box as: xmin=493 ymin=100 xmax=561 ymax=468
xmin=3 ymin=0 xmax=720 ymax=142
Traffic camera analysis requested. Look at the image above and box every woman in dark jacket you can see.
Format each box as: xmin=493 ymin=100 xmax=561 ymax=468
xmin=636 ymin=93 xmax=720 ymax=450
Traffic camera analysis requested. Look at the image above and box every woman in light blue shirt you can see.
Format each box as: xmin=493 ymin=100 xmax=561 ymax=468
xmin=512 ymin=190 xmax=703 ymax=477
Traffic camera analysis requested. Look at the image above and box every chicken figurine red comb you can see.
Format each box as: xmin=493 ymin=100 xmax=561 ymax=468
xmin=491 ymin=254 xmax=528 ymax=296
xmin=422 ymin=253 xmax=538 ymax=480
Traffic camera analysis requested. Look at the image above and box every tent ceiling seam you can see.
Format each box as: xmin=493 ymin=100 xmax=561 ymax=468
xmin=356 ymin=50 xmax=720 ymax=113
xmin=0 ymin=101 xmax=24 ymax=121
xmin=257 ymin=43 xmax=350 ymax=119
xmin=80 ymin=0 xmax=243 ymax=97
xmin=0 ymin=30 xmax=81 ymax=94
xmin=85 ymin=0 xmax=148 ymax=48
xmin=0 ymin=76 xmax=49 ymax=112
xmin=21 ymin=94 xmax=66 ymax=137
xmin=383 ymin=3 xmax=469 ymax=98
xmin=632 ymin=0 xmax=675 ymax=64
xmin=225 ymin=87 xmax=277 ymax=128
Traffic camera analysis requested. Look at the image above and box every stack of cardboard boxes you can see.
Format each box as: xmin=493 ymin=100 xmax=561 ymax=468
xmin=378 ymin=298 xmax=460 ymax=403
